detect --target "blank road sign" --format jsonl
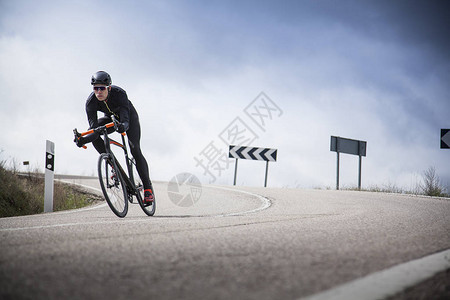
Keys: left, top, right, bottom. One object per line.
{"left": 330, "top": 136, "right": 366, "bottom": 156}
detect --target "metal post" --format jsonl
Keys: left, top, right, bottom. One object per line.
{"left": 264, "top": 161, "right": 269, "bottom": 187}
{"left": 336, "top": 152, "right": 340, "bottom": 190}
{"left": 358, "top": 155, "right": 362, "bottom": 190}
{"left": 233, "top": 158, "right": 238, "bottom": 186}
{"left": 44, "top": 140, "right": 55, "bottom": 212}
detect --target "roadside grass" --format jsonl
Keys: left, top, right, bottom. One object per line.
{"left": 0, "top": 161, "right": 102, "bottom": 218}
{"left": 341, "top": 183, "right": 412, "bottom": 194}
{"left": 317, "top": 184, "right": 449, "bottom": 198}
{"left": 321, "top": 167, "right": 449, "bottom": 198}
{"left": 340, "top": 183, "right": 449, "bottom": 198}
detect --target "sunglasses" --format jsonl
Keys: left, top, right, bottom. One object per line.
{"left": 93, "top": 86, "right": 108, "bottom": 91}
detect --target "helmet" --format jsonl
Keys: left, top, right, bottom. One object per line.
{"left": 91, "top": 71, "right": 112, "bottom": 86}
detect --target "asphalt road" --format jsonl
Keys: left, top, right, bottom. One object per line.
{"left": 1, "top": 179, "right": 449, "bottom": 300}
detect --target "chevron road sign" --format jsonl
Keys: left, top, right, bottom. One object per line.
{"left": 441, "top": 129, "right": 450, "bottom": 149}
{"left": 229, "top": 145, "right": 277, "bottom": 161}
{"left": 229, "top": 145, "right": 278, "bottom": 187}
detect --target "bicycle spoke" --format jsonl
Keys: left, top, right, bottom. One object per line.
{"left": 98, "top": 154, "right": 128, "bottom": 217}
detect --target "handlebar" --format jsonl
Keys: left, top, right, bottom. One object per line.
{"left": 73, "top": 116, "right": 123, "bottom": 149}
{"left": 79, "top": 122, "right": 116, "bottom": 137}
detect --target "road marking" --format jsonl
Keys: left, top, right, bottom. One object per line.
{"left": 299, "top": 248, "right": 450, "bottom": 300}
{"left": 59, "top": 181, "right": 272, "bottom": 217}
{"left": 0, "top": 184, "right": 271, "bottom": 232}
{"left": 209, "top": 185, "right": 272, "bottom": 217}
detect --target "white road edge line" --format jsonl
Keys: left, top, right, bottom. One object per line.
{"left": 0, "top": 183, "right": 271, "bottom": 232}
{"left": 299, "top": 248, "right": 450, "bottom": 300}
{"left": 60, "top": 181, "right": 272, "bottom": 217}
{"left": 208, "top": 185, "right": 272, "bottom": 217}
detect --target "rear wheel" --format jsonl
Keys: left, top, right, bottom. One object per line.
{"left": 132, "top": 158, "right": 156, "bottom": 216}
{"left": 98, "top": 154, "right": 128, "bottom": 217}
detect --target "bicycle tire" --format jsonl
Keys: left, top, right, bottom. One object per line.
{"left": 131, "top": 158, "right": 156, "bottom": 216}
{"left": 98, "top": 154, "right": 128, "bottom": 217}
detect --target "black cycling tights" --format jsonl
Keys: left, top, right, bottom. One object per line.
{"left": 92, "top": 116, "right": 152, "bottom": 190}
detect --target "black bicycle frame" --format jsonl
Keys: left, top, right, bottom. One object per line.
{"left": 101, "top": 128, "right": 137, "bottom": 195}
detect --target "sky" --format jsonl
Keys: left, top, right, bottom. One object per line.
{"left": 1, "top": 0, "right": 449, "bottom": 191}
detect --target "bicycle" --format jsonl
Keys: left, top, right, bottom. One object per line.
{"left": 73, "top": 116, "right": 156, "bottom": 217}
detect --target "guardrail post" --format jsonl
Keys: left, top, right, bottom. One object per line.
{"left": 44, "top": 140, "right": 55, "bottom": 213}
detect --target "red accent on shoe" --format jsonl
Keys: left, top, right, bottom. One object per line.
{"left": 144, "top": 189, "right": 154, "bottom": 203}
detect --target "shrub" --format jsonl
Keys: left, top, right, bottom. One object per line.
{"left": 421, "top": 166, "right": 445, "bottom": 197}
{"left": 0, "top": 160, "right": 101, "bottom": 217}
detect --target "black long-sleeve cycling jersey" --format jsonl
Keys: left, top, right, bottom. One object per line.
{"left": 84, "top": 85, "right": 152, "bottom": 190}
{"left": 86, "top": 85, "right": 136, "bottom": 129}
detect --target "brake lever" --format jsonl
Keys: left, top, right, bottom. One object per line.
{"left": 111, "top": 115, "right": 119, "bottom": 131}
{"left": 73, "top": 128, "right": 87, "bottom": 149}
{"left": 73, "top": 128, "right": 81, "bottom": 138}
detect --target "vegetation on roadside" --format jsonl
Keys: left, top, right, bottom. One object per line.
{"left": 0, "top": 158, "right": 102, "bottom": 218}
{"left": 420, "top": 166, "right": 446, "bottom": 197}
{"left": 342, "top": 166, "right": 449, "bottom": 198}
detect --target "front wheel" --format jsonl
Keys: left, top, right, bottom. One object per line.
{"left": 98, "top": 154, "right": 128, "bottom": 217}
{"left": 131, "top": 159, "right": 156, "bottom": 216}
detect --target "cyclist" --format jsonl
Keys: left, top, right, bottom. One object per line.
{"left": 75, "top": 71, "right": 154, "bottom": 204}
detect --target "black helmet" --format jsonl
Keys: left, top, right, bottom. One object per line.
{"left": 91, "top": 71, "right": 112, "bottom": 85}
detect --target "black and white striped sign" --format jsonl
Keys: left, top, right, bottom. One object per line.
{"left": 229, "top": 145, "right": 277, "bottom": 162}
{"left": 441, "top": 129, "right": 450, "bottom": 149}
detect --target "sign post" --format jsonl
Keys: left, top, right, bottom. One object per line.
{"left": 330, "top": 136, "right": 366, "bottom": 190}
{"left": 441, "top": 129, "right": 450, "bottom": 149}
{"left": 233, "top": 158, "right": 238, "bottom": 186}
{"left": 229, "top": 145, "right": 277, "bottom": 187}
{"left": 44, "top": 140, "right": 55, "bottom": 213}
{"left": 336, "top": 150, "right": 340, "bottom": 190}
{"left": 264, "top": 161, "right": 269, "bottom": 187}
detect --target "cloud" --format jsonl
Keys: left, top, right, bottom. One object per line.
{"left": 0, "top": 0, "right": 449, "bottom": 191}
